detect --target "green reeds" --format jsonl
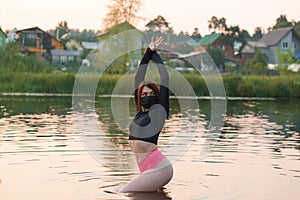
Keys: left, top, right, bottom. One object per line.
{"left": 0, "top": 72, "right": 299, "bottom": 98}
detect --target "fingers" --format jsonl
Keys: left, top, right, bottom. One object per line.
{"left": 157, "top": 36, "right": 163, "bottom": 42}
{"left": 148, "top": 37, "right": 155, "bottom": 51}
{"left": 156, "top": 36, "right": 163, "bottom": 47}
{"left": 149, "top": 36, "right": 163, "bottom": 51}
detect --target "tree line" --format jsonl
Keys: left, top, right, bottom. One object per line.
{"left": 2, "top": 0, "right": 300, "bottom": 75}
{"left": 42, "top": 0, "right": 300, "bottom": 52}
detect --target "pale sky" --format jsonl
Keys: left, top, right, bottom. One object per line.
{"left": 0, "top": 0, "right": 299, "bottom": 35}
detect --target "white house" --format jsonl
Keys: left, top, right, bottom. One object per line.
{"left": 242, "top": 27, "right": 300, "bottom": 64}
{"left": 6, "top": 28, "right": 17, "bottom": 43}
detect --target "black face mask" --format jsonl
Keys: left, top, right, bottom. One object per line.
{"left": 141, "top": 96, "right": 159, "bottom": 109}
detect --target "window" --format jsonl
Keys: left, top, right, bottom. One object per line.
{"left": 60, "top": 55, "right": 68, "bottom": 63}
{"left": 217, "top": 45, "right": 225, "bottom": 51}
{"left": 282, "top": 42, "right": 288, "bottom": 48}
{"left": 26, "top": 33, "right": 37, "bottom": 39}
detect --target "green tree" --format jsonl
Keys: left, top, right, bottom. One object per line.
{"left": 252, "top": 27, "right": 263, "bottom": 41}
{"left": 224, "top": 25, "right": 241, "bottom": 45}
{"left": 244, "top": 49, "right": 268, "bottom": 74}
{"left": 206, "top": 47, "right": 226, "bottom": 72}
{"left": 145, "top": 15, "right": 171, "bottom": 32}
{"left": 102, "top": 0, "right": 142, "bottom": 29}
{"left": 207, "top": 16, "right": 249, "bottom": 54}
{"left": 272, "top": 15, "right": 293, "bottom": 29}
{"left": 293, "top": 21, "right": 300, "bottom": 37}
{"left": 69, "top": 29, "right": 97, "bottom": 42}
{"left": 55, "top": 21, "right": 69, "bottom": 39}
{"left": 191, "top": 27, "right": 202, "bottom": 42}
{"left": 208, "top": 16, "right": 226, "bottom": 33}
{"left": 223, "top": 25, "right": 249, "bottom": 54}
{"left": 144, "top": 15, "right": 176, "bottom": 45}
{"left": 275, "top": 48, "right": 298, "bottom": 70}
{"left": 0, "top": 42, "right": 52, "bottom": 73}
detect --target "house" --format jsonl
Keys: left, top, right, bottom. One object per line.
{"left": 241, "top": 27, "right": 300, "bottom": 64}
{"left": 6, "top": 28, "right": 17, "bottom": 43}
{"left": 51, "top": 49, "right": 81, "bottom": 64}
{"left": 16, "top": 27, "right": 64, "bottom": 60}
{"left": 170, "top": 38, "right": 202, "bottom": 54}
{"left": 198, "top": 33, "right": 234, "bottom": 60}
{"left": 65, "top": 40, "right": 98, "bottom": 51}
{"left": 66, "top": 39, "right": 83, "bottom": 50}
{"left": 0, "top": 27, "right": 7, "bottom": 49}
{"left": 81, "top": 41, "right": 98, "bottom": 50}
{"left": 240, "top": 41, "right": 267, "bottom": 62}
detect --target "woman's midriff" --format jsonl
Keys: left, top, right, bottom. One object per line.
{"left": 128, "top": 140, "right": 157, "bottom": 163}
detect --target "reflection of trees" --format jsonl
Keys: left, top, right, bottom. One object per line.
{"left": 0, "top": 112, "right": 76, "bottom": 154}
{"left": 226, "top": 100, "right": 300, "bottom": 133}
{"left": 95, "top": 97, "right": 129, "bottom": 149}
{"left": 0, "top": 96, "right": 74, "bottom": 153}
{"left": 224, "top": 100, "right": 300, "bottom": 154}
{"left": 95, "top": 97, "right": 186, "bottom": 148}
{"left": 0, "top": 96, "right": 72, "bottom": 117}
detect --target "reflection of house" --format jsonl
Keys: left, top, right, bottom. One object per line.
{"left": 0, "top": 27, "right": 7, "bottom": 49}
{"left": 16, "top": 27, "right": 64, "bottom": 60}
{"left": 241, "top": 27, "right": 300, "bottom": 64}
{"left": 198, "top": 33, "right": 234, "bottom": 59}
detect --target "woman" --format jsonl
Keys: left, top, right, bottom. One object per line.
{"left": 119, "top": 37, "right": 173, "bottom": 192}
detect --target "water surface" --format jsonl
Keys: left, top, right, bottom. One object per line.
{"left": 0, "top": 95, "right": 299, "bottom": 200}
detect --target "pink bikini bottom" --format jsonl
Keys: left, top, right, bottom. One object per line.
{"left": 138, "top": 148, "right": 166, "bottom": 173}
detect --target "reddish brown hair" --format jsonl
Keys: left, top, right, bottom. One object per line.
{"left": 137, "top": 80, "right": 160, "bottom": 111}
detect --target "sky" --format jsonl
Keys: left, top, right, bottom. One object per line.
{"left": 0, "top": 0, "right": 299, "bottom": 35}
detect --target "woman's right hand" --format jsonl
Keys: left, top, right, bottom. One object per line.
{"left": 149, "top": 36, "right": 163, "bottom": 51}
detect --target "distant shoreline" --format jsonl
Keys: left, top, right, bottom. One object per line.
{"left": 0, "top": 92, "right": 280, "bottom": 101}
{"left": 0, "top": 73, "right": 299, "bottom": 98}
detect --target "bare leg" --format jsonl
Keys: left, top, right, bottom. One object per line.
{"left": 119, "top": 164, "right": 173, "bottom": 193}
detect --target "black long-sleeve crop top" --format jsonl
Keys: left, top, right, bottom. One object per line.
{"left": 128, "top": 48, "right": 169, "bottom": 145}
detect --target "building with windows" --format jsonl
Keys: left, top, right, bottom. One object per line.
{"left": 198, "top": 33, "right": 234, "bottom": 60}
{"left": 241, "top": 27, "right": 300, "bottom": 64}
{"left": 51, "top": 49, "right": 81, "bottom": 64}
{"left": 16, "top": 27, "right": 64, "bottom": 60}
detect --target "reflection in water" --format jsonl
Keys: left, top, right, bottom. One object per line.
{"left": 124, "top": 188, "right": 172, "bottom": 200}
{"left": 0, "top": 96, "right": 299, "bottom": 200}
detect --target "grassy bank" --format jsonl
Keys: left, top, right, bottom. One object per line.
{"left": 0, "top": 72, "right": 299, "bottom": 98}
{"left": 223, "top": 75, "right": 300, "bottom": 98}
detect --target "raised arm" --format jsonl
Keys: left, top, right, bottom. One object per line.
{"left": 134, "top": 36, "right": 164, "bottom": 89}
{"left": 134, "top": 48, "right": 154, "bottom": 91}
{"left": 151, "top": 51, "right": 170, "bottom": 118}
{"left": 134, "top": 37, "right": 164, "bottom": 103}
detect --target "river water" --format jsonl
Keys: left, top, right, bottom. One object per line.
{"left": 0, "top": 95, "right": 299, "bottom": 200}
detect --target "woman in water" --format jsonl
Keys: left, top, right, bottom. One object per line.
{"left": 120, "top": 36, "right": 173, "bottom": 192}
